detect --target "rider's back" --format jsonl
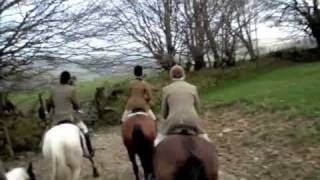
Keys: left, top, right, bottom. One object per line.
{"left": 126, "top": 80, "right": 151, "bottom": 111}
{"left": 163, "top": 80, "right": 200, "bottom": 121}
{"left": 161, "top": 80, "right": 201, "bottom": 134}
{"left": 50, "top": 84, "right": 78, "bottom": 123}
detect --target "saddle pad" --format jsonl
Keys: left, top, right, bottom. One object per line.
{"left": 127, "top": 112, "right": 149, "bottom": 118}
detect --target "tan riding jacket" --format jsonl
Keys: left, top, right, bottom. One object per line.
{"left": 160, "top": 80, "right": 204, "bottom": 134}
{"left": 48, "top": 84, "right": 80, "bottom": 124}
{"left": 125, "top": 79, "right": 152, "bottom": 111}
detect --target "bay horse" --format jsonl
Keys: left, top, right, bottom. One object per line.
{"left": 153, "top": 133, "right": 218, "bottom": 180}
{"left": 42, "top": 122, "right": 99, "bottom": 180}
{"left": 121, "top": 109, "right": 157, "bottom": 180}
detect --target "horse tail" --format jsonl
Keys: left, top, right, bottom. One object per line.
{"left": 132, "top": 124, "right": 147, "bottom": 152}
{"left": 174, "top": 150, "right": 208, "bottom": 180}
{"left": 43, "top": 135, "right": 68, "bottom": 180}
{"left": 132, "top": 124, "right": 154, "bottom": 172}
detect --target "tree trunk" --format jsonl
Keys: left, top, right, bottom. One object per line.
{"left": 248, "top": 45, "right": 257, "bottom": 61}
{"left": 194, "top": 56, "right": 205, "bottom": 71}
{"left": 310, "top": 22, "right": 320, "bottom": 48}
{"left": 3, "top": 126, "right": 14, "bottom": 157}
{"left": 310, "top": 1, "right": 320, "bottom": 48}
{"left": 0, "top": 92, "right": 15, "bottom": 157}
{"left": 164, "top": 0, "right": 175, "bottom": 59}
{"left": 191, "top": 46, "right": 205, "bottom": 71}
{"left": 0, "top": 92, "right": 4, "bottom": 118}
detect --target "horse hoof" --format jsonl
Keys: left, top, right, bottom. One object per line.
{"left": 93, "top": 168, "right": 100, "bottom": 178}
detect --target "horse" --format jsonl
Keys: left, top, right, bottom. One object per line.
{"left": 3, "top": 163, "right": 36, "bottom": 180}
{"left": 121, "top": 109, "right": 157, "bottom": 180}
{"left": 42, "top": 122, "right": 99, "bottom": 180}
{"left": 153, "top": 132, "right": 218, "bottom": 180}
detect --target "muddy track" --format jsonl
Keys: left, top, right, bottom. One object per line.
{"left": 5, "top": 103, "right": 319, "bottom": 180}
{"left": 5, "top": 125, "right": 235, "bottom": 180}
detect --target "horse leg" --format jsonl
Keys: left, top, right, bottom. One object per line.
{"left": 70, "top": 166, "right": 81, "bottom": 180}
{"left": 139, "top": 154, "right": 154, "bottom": 180}
{"left": 128, "top": 151, "right": 139, "bottom": 180}
{"left": 88, "top": 157, "right": 99, "bottom": 177}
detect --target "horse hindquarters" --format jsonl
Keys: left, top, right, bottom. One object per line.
{"left": 154, "top": 136, "right": 218, "bottom": 180}
{"left": 43, "top": 125, "right": 82, "bottom": 180}
{"left": 43, "top": 138, "right": 69, "bottom": 180}
{"left": 174, "top": 151, "right": 209, "bottom": 180}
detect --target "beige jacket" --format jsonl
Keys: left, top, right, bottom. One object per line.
{"left": 160, "top": 80, "right": 204, "bottom": 134}
{"left": 48, "top": 84, "right": 80, "bottom": 124}
{"left": 125, "top": 79, "right": 152, "bottom": 111}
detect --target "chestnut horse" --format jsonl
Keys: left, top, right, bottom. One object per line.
{"left": 121, "top": 110, "right": 157, "bottom": 180}
{"left": 153, "top": 134, "right": 218, "bottom": 180}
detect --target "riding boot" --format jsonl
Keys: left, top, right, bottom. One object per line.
{"left": 84, "top": 133, "right": 95, "bottom": 157}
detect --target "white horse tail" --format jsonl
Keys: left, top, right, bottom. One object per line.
{"left": 43, "top": 132, "right": 69, "bottom": 180}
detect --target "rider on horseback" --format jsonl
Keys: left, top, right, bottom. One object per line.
{"left": 47, "top": 71, "right": 94, "bottom": 158}
{"left": 154, "top": 65, "right": 211, "bottom": 146}
{"left": 121, "top": 65, "right": 156, "bottom": 122}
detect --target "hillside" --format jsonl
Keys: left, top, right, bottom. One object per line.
{"left": 3, "top": 59, "right": 320, "bottom": 179}
{"left": 202, "top": 62, "right": 320, "bottom": 116}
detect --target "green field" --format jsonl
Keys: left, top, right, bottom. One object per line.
{"left": 11, "top": 75, "right": 130, "bottom": 108}
{"left": 201, "top": 62, "right": 320, "bottom": 116}
{"left": 10, "top": 60, "right": 320, "bottom": 117}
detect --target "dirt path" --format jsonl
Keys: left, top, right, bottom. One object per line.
{"left": 5, "top": 103, "right": 319, "bottom": 180}
{"left": 6, "top": 126, "right": 236, "bottom": 180}
{"left": 6, "top": 126, "right": 137, "bottom": 180}
{"left": 202, "top": 103, "right": 320, "bottom": 180}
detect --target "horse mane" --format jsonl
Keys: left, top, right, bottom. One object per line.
{"left": 174, "top": 142, "right": 209, "bottom": 180}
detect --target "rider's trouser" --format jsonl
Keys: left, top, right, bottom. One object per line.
{"left": 121, "top": 109, "right": 156, "bottom": 122}
{"left": 154, "top": 133, "right": 211, "bottom": 147}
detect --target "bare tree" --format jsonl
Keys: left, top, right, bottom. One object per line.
{"left": 203, "top": 0, "right": 223, "bottom": 65}
{"left": 0, "top": 0, "right": 112, "bottom": 89}
{"left": 233, "top": 0, "right": 259, "bottom": 60}
{"left": 176, "top": 0, "right": 208, "bottom": 70}
{"left": 105, "top": 0, "right": 181, "bottom": 70}
{"left": 263, "top": 0, "right": 320, "bottom": 48}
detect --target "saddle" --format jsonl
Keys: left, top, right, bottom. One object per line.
{"left": 167, "top": 124, "right": 199, "bottom": 136}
